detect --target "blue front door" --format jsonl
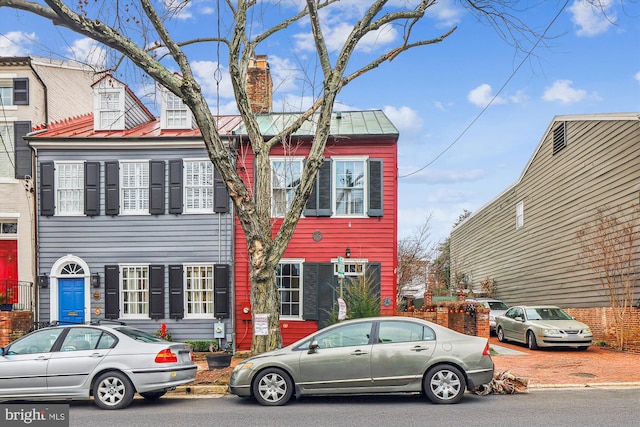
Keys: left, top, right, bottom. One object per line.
{"left": 58, "top": 278, "right": 85, "bottom": 325}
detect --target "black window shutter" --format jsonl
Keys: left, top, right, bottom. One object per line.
{"left": 104, "top": 265, "right": 120, "bottom": 319}
{"left": 304, "top": 159, "right": 332, "bottom": 217}
{"left": 213, "top": 168, "right": 229, "bottom": 213}
{"left": 168, "top": 265, "right": 184, "bottom": 319}
{"left": 39, "top": 161, "right": 55, "bottom": 216}
{"left": 367, "top": 159, "right": 383, "bottom": 217}
{"left": 214, "top": 264, "right": 230, "bottom": 318}
{"left": 168, "top": 160, "right": 183, "bottom": 214}
{"left": 149, "top": 160, "right": 165, "bottom": 215}
{"left": 149, "top": 265, "right": 165, "bottom": 319}
{"left": 14, "top": 121, "right": 32, "bottom": 179}
{"left": 368, "top": 262, "right": 381, "bottom": 299}
{"left": 13, "top": 78, "right": 29, "bottom": 105}
{"left": 317, "top": 263, "right": 338, "bottom": 328}
{"left": 302, "top": 263, "right": 319, "bottom": 320}
{"left": 84, "top": 162, "right": 100, "bottom": 216}
{"left": 105, "top": 161, "right": 119, "bottom": 215}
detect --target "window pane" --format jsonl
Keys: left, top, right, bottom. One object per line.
{"left": 271, "top": 160, "right": 302, "bottom": 217}
{"left": 185, "top": 161, "right": 213, "bottom": 212}
{"left": 335, "top": 161, "right": 365, "bottom": 215}
{"left": 122, "top": 266, "right": 149, "bottom": 317}
{"left": 277, "top": 262, "right": 301, "bottom": 318}
{"left": 186, "top": 265, "right": 214, "bottom": 317}
{"left": 57, "top": 163, "right": 84, "bottom": 214}
{"left": 121, "top": 162, "right": 149, "bottom": 213}
{"left": 0, "top": 86, "right": 12, "bottom": 106}
{"left": 0, "top": 124, "right": 14, "bottom": 178}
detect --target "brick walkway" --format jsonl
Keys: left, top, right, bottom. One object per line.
{"left": 490, "top": 337, "right": 640, "bottom": 387}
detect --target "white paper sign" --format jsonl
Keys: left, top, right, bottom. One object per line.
{"left": 254, "top": 314, "right": 270, "bottom": 336}
{"left": 337, "top": 298, "right": 347, "bottom": 320}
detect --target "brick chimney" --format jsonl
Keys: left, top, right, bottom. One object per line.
{"left": 246, "top": 55, "right": 273, "bottom": 114}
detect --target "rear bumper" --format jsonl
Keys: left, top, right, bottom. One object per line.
{"left": 129, "top": 365, "right": 197, "bottom": 393}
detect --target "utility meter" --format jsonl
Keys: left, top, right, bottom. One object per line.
{"left": 214, "top": 322, "right": 225, "bottom": 339}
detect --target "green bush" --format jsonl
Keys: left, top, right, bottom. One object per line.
{"left": 184, "top": 340, "right": 218, "bottom": 352}
{"left": 325, "top": 268, "right": 380, "bottom": 326}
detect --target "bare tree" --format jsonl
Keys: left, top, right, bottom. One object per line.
{"left": 397, "top": 215, "right": 433, "bottom": 303}
{"left": 576, "top": 205, "right": 638, "bottom": 350}
{"left": 1, "top": 0, "right": 544, "bottom": 353}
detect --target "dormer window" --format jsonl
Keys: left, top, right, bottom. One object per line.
{"left": 99, "top": 91, "right": 122, "bottom": 129}
{"left": 161, "top": 90, "right": 193, "bottom": 130}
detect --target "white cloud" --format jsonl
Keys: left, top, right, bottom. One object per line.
{"left": 0, "top": 31, "right": 37, "bottom": 56}
{"left": 191, "top": 60, "right": 235, "bottom": 100}
{"left": 542, "top": 79, "right": 587, "bottom": 104}
{"left": 162, "top": 0, "right": 193, "bottom": 20}
{"left": 66, "top": 38, "right": 106, "bottom": 68}
{"left": 568, "top": 0, "right": 615, "bottom": 37}
{"left": 383, "top": 106, "right": 423, "bottom": 136}
{"left": 427, "top": 0, "right": 463, "bottom": 27}
{"left": 509, "top": 89, "right": 530, "bottom": 104}
{"left": 268, "top": 55, "right": 303, "bottom": 94}
{"left": 635, "top": 71, "right": 640, "bottom": 82}
{"left": 467, "top": 84, "right": 506, "bottom": 107}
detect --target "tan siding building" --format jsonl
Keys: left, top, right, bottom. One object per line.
{"left": 450, "top": 113, "right": 639, "bottom": 308}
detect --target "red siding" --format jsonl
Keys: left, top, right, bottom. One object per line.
{"left": 233, "top": 138, "right": 398, "bottom": 350}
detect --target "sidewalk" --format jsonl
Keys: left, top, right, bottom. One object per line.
{"left": 168, "top": 338, "right": 640, "bottom": 397}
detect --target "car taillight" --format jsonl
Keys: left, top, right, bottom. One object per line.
{"left": 155, "top": 348, "right": 178, "bottom": 363}
{"left": 483, "top": 341, "right": 491, "bottom": 357}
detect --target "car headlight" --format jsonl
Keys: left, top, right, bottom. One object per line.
{"left": 583, "top": 327, "right": 592, "bottom": 335}
{"left": 233, "top": 362, "right": 253, "bottom": 372}
{"left": 542, "top": 329, "right": 562, "bottom": 336}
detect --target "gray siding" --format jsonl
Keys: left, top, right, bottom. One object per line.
{"left": 36, "top": 147, "right": 234, "bottom": 342}
{"left": 450, "top": 115, "right": 640, "bottom": 308}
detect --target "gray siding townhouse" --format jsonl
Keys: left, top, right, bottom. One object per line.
{"left": 0, "top": 56, "right": 94, "bottom": 315}
{"left": 450, "top": 113, "right": 639, "bottom": 308}
{"left": 28, "top": 74, "right": 240, "bottom": 343}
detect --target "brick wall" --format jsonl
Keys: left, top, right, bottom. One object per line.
{"left": 565, "top": 306, "right": 640, "bottom": 354}
{"left": 398, "top": 305, "right": 490, "bottom": 339}
{"left": 246, "top": 55, "right": 272, "bottom": 113}
{"left": 0, "top": 311, "right": 33, "bottom": 347}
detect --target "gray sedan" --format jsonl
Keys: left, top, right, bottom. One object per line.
{"left": 230, "top": 316, "right": 494, "bottom": 406}
{"left": 496, "top": 305, "right": 593, "bottom": 350}
{"left": 0, "top": 323, "right": 197, "bottom": 409}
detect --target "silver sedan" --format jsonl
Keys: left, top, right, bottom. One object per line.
{"left": 496, "top": 305, "right": 593, "bottom": 350}
{"left": 0, "top": 323, "right": 197, "bottom": 409}
{"left": 230, "top": 316, "right": 494, "bottom": 406}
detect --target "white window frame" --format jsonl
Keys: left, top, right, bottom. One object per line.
{"left": 0, "top": 85, "right": 12, "bottom": 107}
{"left": 184, "top": 159, "right": 214, "bottom": 213}
{"left": 184, "top": 264, "right": 215, "bottom": 319}
{"left": 55, "top": 161, "right": 84, "bottom": 216}
{"left": 96, "top": 89, "right": 124, "bottom": 130}
{"left": 277, "top": 259, "right": 304, "bottom": 320}
{"left": 270, "top": 156, "right": 303, "bottom": 218}
{"left": 331, "top": 258, "right": 368, "bottom": 277}
{"left": 120, "top": 264, "right": 149, "bottom": 319}
{"left": 332, "top": 156, "right": 368, "bottom": 217}
{"left": 120, "top": 160, "right": 149, "bottom": 215}
{"left": 162, "top": 91, "right": 190, "bottom": 129}
{"left": 516, "top": 201, "right": 524, "bottom": 229}
{"left": 0, "top": 122, "right": 14, "bottom": 180}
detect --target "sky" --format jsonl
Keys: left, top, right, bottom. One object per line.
{"left": 1, "top": 0, "right": 639, "bottom": 247}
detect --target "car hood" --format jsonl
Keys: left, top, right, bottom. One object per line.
{"left": 529, "top": 320, "right": 589, "bottom": 330}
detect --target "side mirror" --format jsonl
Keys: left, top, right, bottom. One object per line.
{"left": 307, "top": 340, "right": 319, "bottom": 354}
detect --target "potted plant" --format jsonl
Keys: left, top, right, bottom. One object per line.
{"left": 205, "top": 341, "right": 232, "bottom": 370}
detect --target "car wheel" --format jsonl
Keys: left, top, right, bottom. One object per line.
{"left": 252, "top": 368, "right": 293, "bottom": 406}
{"left": 140, "top": 391, "right": 167, "bottom": 400}
{"left": 497, "top": 327, "right": 506, "bottom": 342}
{"left": 526, "top": 331, "right": 539, "bottom": 350}
{"left": 424, "top": 364, "right": 466, "bottom": 404}
{"left": 93, "top": 371, "right": 135, "bottom": 410}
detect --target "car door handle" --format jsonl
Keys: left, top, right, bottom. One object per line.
{"left": 410, "top": 346, "right": 429, "bottom": 352}
{"left": 90, "top": 353, "right": 105, "bottom": 358}
{"left": 36, "top": 356, "right": 49, "bottom": 361}
{"left": 350, "top": 350, "right": 369, "bottom": 356}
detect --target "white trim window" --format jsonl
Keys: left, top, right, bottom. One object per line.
{"left": 334, "top": 158, "right": 366, "bottom": 216}
{"left": 185, "top": 160, "right": 213, "bottom": 213}
{"left": 121, "top": 161, "right": 149, "bottom": 214}
{"left": 516, "top": 201, "right": 524, "bottom": 229}
{"left": 185, "top": 265, "right": 215, "bottom": 318}
{"left": 277, "top": 260, "right": 302, "bottom": 318}
{"left": 333, "top": 259, "right": 367, "bottom": 277}
{"left": 0, "top": 85, "right": 12, "bottom": 107}
{"left": 271, "top": 157, "right": 303, "bottom": 217}
{"left": 165, "top": 92, "right": 189, "bottom": 128}
{"left": 56, "top": 162, "right": 84, "bottom": 215}
{"left": 99, "top": 91, "right": 122, "bottom": 129}
{"left": 0, "top": 123, "right": 13, "bottom": 179}
{"left": 121, "top": 265, "right": 149, "bottom": 318}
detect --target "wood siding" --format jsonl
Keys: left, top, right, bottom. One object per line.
{"left": 233, "top": 138, "right": 398, "bottom": 350}
{"left": 36, "top": 147, "right": 234, "bottom": 341}
{"left": 450, "top": 115, "right": 640, "bottom": 308}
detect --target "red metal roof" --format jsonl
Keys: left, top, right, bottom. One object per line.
{"left": 31, "top": 114, "right": 243, "bottom": 139}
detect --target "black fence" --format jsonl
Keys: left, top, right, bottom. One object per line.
{"left": 0, "top": 279, "right": 34, "bottom": 311}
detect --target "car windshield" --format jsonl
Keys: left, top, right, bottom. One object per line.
{"left": 488, "top": 301, "right": 509, "bottom": 310}
{"left": 113, "top": 326, "right": 165, "bottom": 343}
{"left": 526, "top": 308, "right": 573, "bottom": 321}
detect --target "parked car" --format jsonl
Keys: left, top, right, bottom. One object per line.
{"left": 467, "top": 298, "right": 509, "bottom": 333}
{"left": 229, "top": 316, "right": 494, "bottom": 406}
{"left": 495, "top": 305, "right": 593, "bottom": 350}
{"left": 0, "top": 322, "right": 197, "bottom": 409}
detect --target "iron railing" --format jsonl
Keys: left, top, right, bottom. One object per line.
{"left": 0, "top": 279, "right": 34, "bottom": 312}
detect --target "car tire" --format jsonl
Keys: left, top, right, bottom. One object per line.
{"left": 252, "top": 368, "right": 293, "bottom": 406}
{"left": 140, "top": 391, "right": 167, "bottom": 400}
{"left": 497, "top": 327, "right": 506, "bottom": 343}
{"left": 526, "top": 331, "right": 539, "bottom": 350}
{"left": 423, "top": 364, "right": 466, "bottom": 404}
{"left": 93, "top": 371, "right": 135, "bottom": 410}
